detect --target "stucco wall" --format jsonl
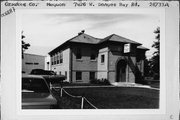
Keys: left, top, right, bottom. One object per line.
{"left": 51, "top": 48, "right": 70, "bottom": 82}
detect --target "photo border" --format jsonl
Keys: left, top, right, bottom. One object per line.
{"left": 17, "top": 8, "right": 165, "bottom": 115}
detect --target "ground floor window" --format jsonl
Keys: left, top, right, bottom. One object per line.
{"left": 65, "top": 71, "right": 67, "bottom": 78}
{"left": 90, "top": 72, "right": 95, "bottom": 80}
{"left": 76, "top": 72, "right": 82, "bottom": 81}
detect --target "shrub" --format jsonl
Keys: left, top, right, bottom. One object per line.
{"left": 90, "top": 78, "right": 110, "bottom": 85}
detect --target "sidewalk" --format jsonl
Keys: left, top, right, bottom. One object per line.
{"left": 52, "top": 82, "right": 159, "bottom": 90}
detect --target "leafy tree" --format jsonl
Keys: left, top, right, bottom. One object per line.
{"left": 144, "top": 58, "right": 151, "bottom": 77}
{"left": 22, "top": 31, "right": 30, "bottom": 59}
{"left": 150, "top": 27, "right": 160, "bottom": 80}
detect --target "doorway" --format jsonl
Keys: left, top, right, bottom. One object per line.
{"left": 116, "top": 59, "right": 127, "bottom": 82}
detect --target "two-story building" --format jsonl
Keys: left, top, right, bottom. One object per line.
{"left": 48, "top": 31, "right": 149, "bottom": 83}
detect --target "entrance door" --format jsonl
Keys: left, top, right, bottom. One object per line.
{"left": 116, "top": 59, "right": 127, "bottom": 82}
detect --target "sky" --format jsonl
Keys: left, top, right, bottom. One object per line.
{"left": 22, "top": 13, "right": 160, "bottom": 59}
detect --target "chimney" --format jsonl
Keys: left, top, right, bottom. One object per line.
{"left": 81, "top": 30, "right": 85, "bottom": 33}
{"left": 78, "top": 30, "right": 85, "bottom": 35}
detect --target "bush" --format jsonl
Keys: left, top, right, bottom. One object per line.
{"left": 90, "top": 78, "right": 110, "bottom": 85}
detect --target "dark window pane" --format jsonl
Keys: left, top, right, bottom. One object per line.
{"left": 90, "top": 54, "right": 96, "bottom": 60}
{"left": 60, "top": 52, "right": 63, "bottom": 63}
{"left": 90, "top": 72, "right": 95, "bottom": 80}
{"left": 34, "top": 63, "right": 39, "bottom": 65}
{"left": 25, "top": 62, "right": 33, "bottom": 65}
{"left": 76, "top": 72, "right": 82, "bottom": 80}
{"left": 101, "top": 55, "right": 105, "bottom": 63}
{"left": 76, "top": 48, "right": 82, "bottom": 59}
{"left": 65, "top": 71, "right": 67, "bottom": 77}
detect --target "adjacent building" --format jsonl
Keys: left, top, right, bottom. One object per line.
{"left": 48, "top": 31, "right": 149, "bottom": 83}
{"left": 22, "top": 53, "right": 45, "bottom": 74}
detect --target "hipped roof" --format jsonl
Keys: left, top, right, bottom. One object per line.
{"left": 137, "top": 46, "right": 149, "bottom": 50}
{"left": 100, "top": 34, "right": 141, "bottom": 45}
{"left": 49, "top": 33, "right": 145, "bottom": 55}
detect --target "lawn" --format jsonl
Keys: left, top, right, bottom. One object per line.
{"left": 52, "top": 87, "right": 159, "bottom": 109}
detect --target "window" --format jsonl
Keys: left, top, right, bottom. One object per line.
{"left": 76, "top": 48, "right": 82, "bottom": 59}
{"left": 65, "top": 71, "right": 67, "bottom": 78}
{"left": 90, "top": 72, "right": 95, "bottom": 80}
{"left": 60, "top": 52, "right": 63, "bottom": 63}
{"left": 90, "top": 53, "right": 96, "bottom": 60}
{"left": 101, "top": 54, "right": 105, "bottom": 63}
{"left": 57, "top": 53, "right": 60, "bottom": 64}
{"left": 54, "top": 54, "right": 57, "bottom": 65}
{"left": 34, "top": 63, "right": 39, "bottom": 65}
{"left": 25, "top": 62, "right": 33, "bottom": 65}
{"left": 59, "top": 71, "right": 61, "bottom": 75}
{"left": 76, "top": 72, "right": 82, "bottom": 81}
{"left": 90, "top": 49, "right": 96, "bottom": 60}
{"left": 51, "top": 56, "right": 54, "bottom": 65}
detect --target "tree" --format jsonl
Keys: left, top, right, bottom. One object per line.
{"left": 22, "top": 31, "right": 30, "bottom": 59}
{"left": 144, "top": 58, "right": 151, "bottom": 77}
{"left": 150, "top": 27, "right": 160, "bottom": 80}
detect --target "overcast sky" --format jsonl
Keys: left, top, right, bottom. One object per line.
{"left": 22, "top": 14, "right": 160, "bottom": 59}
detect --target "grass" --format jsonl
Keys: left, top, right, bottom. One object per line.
{"left": 52, "top": 87, "right": 159, "bottom": 109}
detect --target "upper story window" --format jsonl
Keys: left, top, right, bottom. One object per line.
{"left": 51, "top": 56, "right": 54, "bottom": 65}
{"left": 90, "top": 48, "right": 97, "bottom": 60}
{"left": 60, "top": 52, "right": 63, "bottom": 63}
{"left": 101, "top": 54, "right": 105, "bottom": 63}
{"left": 90, "top": 54, "right": 96, "bottom": 60}
{"left": 76, "top": 48, "right": 82, "bottom": 60}
{"left": 54, "top": 54, "right": 57, "bottom": 65}
{"left": 57, "top": 53, "right": 60, "bottom": 64}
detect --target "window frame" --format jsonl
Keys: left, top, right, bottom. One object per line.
{"left": 60, "top": 51, "right": 63, "bottom": 63}
{"left": 90, "top": 53, "right": 96, "bottom": 61}
{"left": 57, "top": 52, "right": 60, "bottom": 64}
{"left": 54, "top": 54, "right": 57, "bottom": 65}
{"left": 76, "top": 48, "right": 82, "bottom": 60}
{"left": 90, "top": 72, "right": 95, "bottom": 80}
{"left": 101, "top": 54, "right": 105, "bottom": 63}
{"left": 76, "top": 72, "right": 82, "bottom": 81}
{"left": 51, "top": 56, "right": 54, "bottom": 65}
